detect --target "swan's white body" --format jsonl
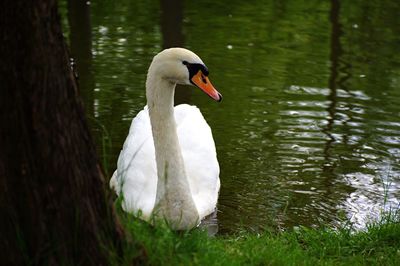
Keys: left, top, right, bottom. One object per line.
{"left": 110, "top": 105, "right": 220, "bottom": 220}
{"left": 110, "top": 48, "right": 221, "bottom": 229}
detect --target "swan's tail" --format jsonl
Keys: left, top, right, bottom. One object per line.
{"left": 109, "top": 170, "right": 120, "bottom": 195}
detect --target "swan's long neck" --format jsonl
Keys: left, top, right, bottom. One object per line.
{"left": 146, "top": 70, "right": 199, "bottom": 229}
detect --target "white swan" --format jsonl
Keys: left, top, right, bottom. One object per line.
{"left": 110, "top": 48, "right": 222, "bottom": 229}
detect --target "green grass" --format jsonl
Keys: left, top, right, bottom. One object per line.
{"left": 109, "top": 208, "right": 400, "bottom": 266}
{"left": 104, "top": 139, "right": 400, "bottom": 265}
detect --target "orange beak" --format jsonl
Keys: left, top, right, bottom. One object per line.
{"left": 191, "top": 71, "right": 222, "bottom": 102}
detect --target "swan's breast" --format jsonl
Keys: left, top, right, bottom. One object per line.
{"left": 174, "top": 104, "right": 220, "bottom": 218}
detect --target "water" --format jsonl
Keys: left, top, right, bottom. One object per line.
{"left": 63, "top": 0, "right": 400, "bottom": 233}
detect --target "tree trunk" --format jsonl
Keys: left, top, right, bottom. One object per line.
{"left": 0, "top": 0, "right": 122, "bottom": 264}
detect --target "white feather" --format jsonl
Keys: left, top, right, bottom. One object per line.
{"left": 110, "top": 48, "right": 221, "bottom": 229}
{"left": 110, "top": 104, "right": 219, "bottom": 219}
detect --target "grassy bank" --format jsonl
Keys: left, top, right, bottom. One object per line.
{"left": 110, "top": 209, "right": 400, "bottom": 265}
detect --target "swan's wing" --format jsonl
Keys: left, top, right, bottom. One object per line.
{"left": 110, "top": 106, "right": 157, "bottom": 219}
{"left": 111, "top": 104, "right": 220, "bottom": 220}
{"left": 174, "top": 104, "right": 221, "bottom": 219}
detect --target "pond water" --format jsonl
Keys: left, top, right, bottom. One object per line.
{"left": 63, "top": 0, "right": 400, "bottom": 233}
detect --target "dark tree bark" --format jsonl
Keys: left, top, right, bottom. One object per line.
{"left": 0, "top": 0, "right": 122, "bottom": 264}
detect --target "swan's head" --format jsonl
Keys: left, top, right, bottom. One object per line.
{"left": 148, "top": 48, "right": 222, "bottom": 101}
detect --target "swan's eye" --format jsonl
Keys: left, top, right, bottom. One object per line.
{"left": 182, "top": 60, "right": 189, "bottom": 65}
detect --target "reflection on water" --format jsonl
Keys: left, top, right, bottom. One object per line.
{"left": 65, "top": 0, "right": 400, "bottom": 233}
